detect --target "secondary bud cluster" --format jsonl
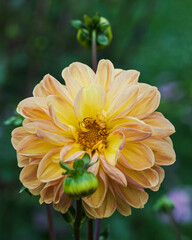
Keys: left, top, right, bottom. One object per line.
{"left": 71, "top": 13, "right": 112, "bottom": 50}
{"left": 60, "top": 154, "right": 98, "bottom": 199}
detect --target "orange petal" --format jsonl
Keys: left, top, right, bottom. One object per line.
{"left": 88, "top": 152, "right": 100, "bottom": 176}
{"left": 83, "top": 188, "right": 116, "bottom": 219}
{"left": 11, "top": 127, "right": 30, "bottom": 149}
{"left": 106, "top": 85, "right": 139, "bottom": 120}
{"left": 115, "top": 192, "right": 132, "bottom": 216}
{"left": 47, "top": 95, "right": 78, "bottom": 128}
{"left": 119, "top": 143, "right": 154, "bottom": 170}
{"left": 37, "top": 148, "right": 63, "bottom": 182}
{"left": 20, "top": 164, "right": 41, "bottom": 189}
{"left": 40, "top": 180, "right": 61, "bottom": 204}
{"left": 129, "top": 83, "right": 160, "bottom": 118}
{"left": 83, "top": 169, "right": 108, "bottom": 208}
{"left": 142, "top": 137, "right": 176, "bottom": 165}
{"left": 143, "top": 112, "right": 175, "bottom": 138}
{"left": 36, "top": 129, "right": 73, "bottom": 146}
{"left": 101, "top": 156, "right": 127, "bottom": 187}
{"left": 53, "top": 192, "right": 73, "bottom": 214}
{"left": 151, "top": 165, "right": 165, "bottom": 191}
{"left": 17, "top": 153, "right": 30, "bottom": 167}
{"left": 114, "top": 183, "right": 148, "bottom": 208}
{"left": 17, "top": 97, "right": 49, "bottom": 120}
{"left": 119, "top": 164, "right": 159, "bottom": 188}
{"left": 17, "top": 135, "right": 55, "bottom": 156}
{"left": 95, "top": 59, "right": 114, "bottom": 91}
{"left": 74, "top": 84, "right": 106, "bottom": 122}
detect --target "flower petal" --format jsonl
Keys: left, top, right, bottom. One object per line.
{"left": 47, "top": 95, "right": 78, "bottom": 128}
{"left": 60, "top": 143, "right": 86, "bottom": 163}
{"left": 17, "top": 135, "right": 55, "bottom": 156}
{"left": 101, "top": 156, "right": 127, "bottom": 187}
{"left": 151, "top": 165, "right": 165, "bottom": 191}
{"left": 17, "top": 153, "right": 30, "bottom": 167}
{"left": 74, "top": 84, "right": 106, "bottom": 121}
{"left": 83, "top": 168, "right": 108, "bottom": 208}
{"left": 11, "top": 127, "right": 30, "bottom": 149}
{"left": 129, "top": 83, "right": 160, "bottom": 118}
{"left": 120, "top": 143, "right": 154, "bottom": 170}
{"left": 20, "top": 164, "right": 41, "bottom": 189}
{"left": 115, "top": 191, "right": 132, "bottom": 216}
{"left": 95, "top": 59, "right": 114, "bottom": 91}
{"left": 143, "top": 112, "right": 175, "bottom": 138}
{"left": 103, "top": 132, "right": 124, "bottom": 166}
{"left": 53, "top": 191, "right": 73, "bottom": 214}
{"left": 106, "top": 85, "right": 139, "bottom": 120}
{"left": 142, "top": 137, "right": 176, "bottom": 165}
{"left": 37, "top": 148, "right": 63, "bottom": 182}
{"left": 114, "top": 183, "right": 148, "bottom": 208}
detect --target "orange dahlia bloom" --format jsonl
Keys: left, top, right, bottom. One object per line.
{"left": 11, "top": 60, "right": 175, "bottom": 218}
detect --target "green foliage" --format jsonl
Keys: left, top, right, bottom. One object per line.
{"left": 154, "top": 196, "right": 175, "bottom": 214}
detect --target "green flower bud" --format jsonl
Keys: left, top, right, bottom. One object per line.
{"left": 154, "top": 196, "right": 175, "bottom": 214}
{"left": 63, "top": 172, "right": 98, "bottom": 199}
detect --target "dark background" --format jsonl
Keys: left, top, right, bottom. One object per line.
{"left": 0, "top": 0, "right": 192, "bottom": 239}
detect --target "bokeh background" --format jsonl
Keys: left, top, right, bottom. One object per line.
{"left": 0, "top": 0, "right": 192, "bottom": 239}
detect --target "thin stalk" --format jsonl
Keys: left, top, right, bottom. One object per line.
{"left": 73, "top": 200, "right": 82, "bottom": 240}
{"left": 169, "top": 212, "right": 182, "bottom": 240}
{"left": 87, "top": 219, "right": 93, "bottom": 240}
{"left": 94, "top": 219, "right": 102, "bottom": 240}
{"left": 46, "top": 204, "right": 56, "bottom": 240}
{"left": 92, "top": 29, "right": 97, "bottom": 72}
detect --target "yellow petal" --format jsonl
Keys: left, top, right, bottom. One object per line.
{"left": 83, "top": 169, "right": 108, "bottom": 208}
{"left": 60, "top": 143, "right": 86, "bottom": 163}
{"left": 17, "top": 135, "right": 55, "bottom": 156}
{"left": 114, "top": 183, "right": 148, "bottom": 208}
{"left": 129, "top": 83, "right": 160, "bottom": 118}
{"left": 83, "top": 188, "right": 116, "bottom": 219}
{"left": 108, "top": 116, "right": 145, "bottom": 130}
{"left": 74, "top": 84, "right": 106, "bottom": 121}
{"left": 62, "top": 62, "right": 95, "bottom": 99}
{"left": 37, "top": 148, "right": 63, "bottom": 182}
{"left": 40, "top": 180, "right": 61, "bottom": 204}
{"left": 101, "top": 156, "right": 127, "bottom": 187}
{"left": 114, "top": 68, "right": 123, "bottom": 78}
{"left": 88, "top": 153, "right": 100, "bottom": 175}
{"left": 17, "top": 97, "right": 49, "bottom": 120}
{"left": 119, "top": 143, "right": 154, "bottom": 170}
{"left": 30, "top": 183, "right": 45, "bottom": 196}
{"left": 36, "top": 129, "right": 73, "bottom": 146}
{"left": 47, "top": 95, "right": 78, "bottom": 128}
{"left": 119, "top": 165, "right": 159, "bottom": 188}
{"left": 106, "top": 70, "right": 139, "bottom": 108}
{"left": 106, "top": 85, "right": 139, "bottom": 120}
{"left": 53, "top": 192, "right": 73, "bottom": 214}
{"left": 17, "top": 153, "right": 30, "bottom": 167}
{"left": 95, "top": 59, "right": 114, "bottom": 91}
{"left": 104, "top": 132, "right": 124, "bottom": 166}
{"left": 143, "top": 112, "right": 175, "bottom": 138}
{"left": 20, "top": 164, "right": 41, "bottom": 189}
{"left": 142, "top": 137, "right": 176, "bottom": 165}
{"left": 11, "top": 127, "right": 30, "bottom": 149}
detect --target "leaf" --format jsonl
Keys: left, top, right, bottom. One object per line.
{"left": 61, "top": 205, "right": 75, "bottom": 226}
{"left": 97, "top": 34, "right": 109, "bottom": 46}
{"left": 19, "top": 186, "right": 32, "bottom": 196}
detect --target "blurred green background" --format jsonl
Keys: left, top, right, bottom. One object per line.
{"left": 0, "top": 0, "right": 192, "bottom": 239}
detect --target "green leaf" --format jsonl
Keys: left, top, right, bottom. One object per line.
{"left": 97, "top": 34, "right": 109, "bottom": 46}
{"left": 71, "top": 20, "right": 84, "bottom": 29}
{"left": 19, "top": 186, "right": 32, "bottom": 196}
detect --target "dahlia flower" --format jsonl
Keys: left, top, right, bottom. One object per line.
{"left": 11, "top": 59, "right": 175, "bottom": 218}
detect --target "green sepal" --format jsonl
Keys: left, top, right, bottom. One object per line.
{"left": 73, "top": 159, "right": 84, "bottom": 173}
{"left": 19, "top": 186, "right": 32, "bottom": 196}
{"left": 82, "top": 153, "right": 91, "bottom": 165}
{"left": 61, "top": 205, "right": 75, "bottom": 226}
{"left": 60, "top": 161, "right": 76, "bottom": 175}
{"left": 83, "top": 15, "right": 93, "bottom": 28}
{"left": 92, "top": 13, "right": 100, "bottom": 25}
{"left": 97, "top": 34, "right": 109, "bottom": 46}
{"left": 71, "top": 20, "right": 84, "bottom": 29}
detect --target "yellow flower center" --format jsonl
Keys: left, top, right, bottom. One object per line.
{"left": 78, "top": 117, "right": 109, "bottom": 150}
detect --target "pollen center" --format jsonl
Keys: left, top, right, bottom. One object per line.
{"left": 78, "top": 118, "right": 109, "bottom": 149}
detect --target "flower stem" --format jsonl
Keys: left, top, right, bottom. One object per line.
{"left": 94, "top": 219, "right": 102, "bottom": 240}
{"left": 92, "top": 29, "right": 97, "bottom": 72}
{"left": 46, "top": 204, "right": 56, "bottom": 240}
{"left": 169, "top": 212, "right": 182, "bottom": 240}
{"left": 74, "top": 200, "right": 82, "bottom": 240}
{"left": 87, "top": 219, "right": 93, "bottom": 240}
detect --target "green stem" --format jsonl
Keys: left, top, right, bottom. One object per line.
{"left": 73, "top": 200, "right": 82, "bottom": 240}
{"left": 169, "top": 212, "right": 182, "bottom": 240}
{"left": 92, "top": 29, "right": 97, "bottom": 72}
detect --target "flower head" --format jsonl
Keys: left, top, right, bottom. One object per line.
{"left": 11, "top": 59, "right": 176, "bottom": 218}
